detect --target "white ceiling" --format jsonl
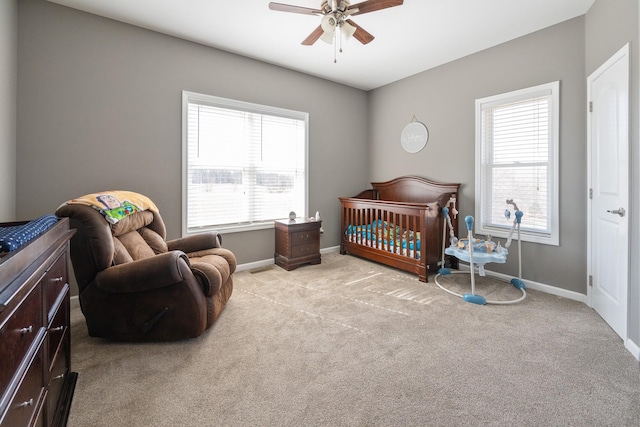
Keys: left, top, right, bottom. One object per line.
{"left": 46, "top": 0, "right": 596, "bottom": 91}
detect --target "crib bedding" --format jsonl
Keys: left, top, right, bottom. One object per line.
{"left": 345, "top": 219, "right": 421, "bottom": 257}
{"left": 339, "top": 176, "right": 460, "bottom": 283}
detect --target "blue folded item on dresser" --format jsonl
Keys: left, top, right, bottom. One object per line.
{"left": 0, "top": 214, "right": 59, "bottom": 252}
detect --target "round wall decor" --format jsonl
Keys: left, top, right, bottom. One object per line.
{"left": 401, "top": 121, "right": 429, "bottom": 153}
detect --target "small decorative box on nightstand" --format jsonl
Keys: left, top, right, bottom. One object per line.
{"left": 274, "top": 218, "right": 321, "bottom": 271}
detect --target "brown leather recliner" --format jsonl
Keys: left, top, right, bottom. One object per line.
{"left": 56, "top": 192, "right": 235, "bottom": 341}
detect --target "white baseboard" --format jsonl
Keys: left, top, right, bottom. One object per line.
{"left": 236, "top": 246, "right": 341, "bottom": 272}
{"left": 455, "top": 262, "right": 587, "bottom": 303}
{"left": 626, "top": 339, "right": 640, "bottom": 361}
{"left": 235, "top": 258, "right": 275, "bottom": 272}
{"left": 321, "top": 245, "right": 341, "bottom": 254}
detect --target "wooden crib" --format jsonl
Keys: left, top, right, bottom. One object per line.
{"left": 339, "top": 176, "right": 460, "bottom": 282}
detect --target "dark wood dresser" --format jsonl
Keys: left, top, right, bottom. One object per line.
{"left": 274, "top": 218, "right": 322, "bottom": 270}
{"left": 0, "top": 218, "right": 77, "bottom": 427}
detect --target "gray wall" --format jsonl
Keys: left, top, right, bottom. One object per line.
{"left": 368, "top": 18, "right": 587, "bottom": 293}
{"left": 585, "top": 0, "right": 639, "bottom": 350}
{"left": 17, "top": 0, "right": 370, "bottom": 267}
{"left": 0, "top": 0, "right": 17, "bottom": 222}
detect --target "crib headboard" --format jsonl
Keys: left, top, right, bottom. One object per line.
{"left": 370, "top": 176, "right": 460, "bottom": 208}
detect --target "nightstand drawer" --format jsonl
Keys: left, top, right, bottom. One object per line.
{"left": 292, "top": 242, "right": 318, "bottom": 258}
{"left": 291, "top": 230, "right": 318, "bottom": 245}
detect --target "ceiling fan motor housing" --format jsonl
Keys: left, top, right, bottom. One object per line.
{"left": 322, "top": 0, "right": 350, "bottom": 14}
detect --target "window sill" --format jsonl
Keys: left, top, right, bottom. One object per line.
{"left": 186, "top": 221, "right": 277, "bottom": 235}
{"left": 475, "top": 226, "right": 559, "bottom": 247}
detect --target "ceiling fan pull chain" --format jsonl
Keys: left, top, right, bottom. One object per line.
{"left": 334, "top": 29, "right": 338, "bottom": 63}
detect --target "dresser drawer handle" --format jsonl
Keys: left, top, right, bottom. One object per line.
{"left": 51, "top": 326, "right": 64, "bottom": 332}
{"left": 52, "top": 276, "right": 64, "bottom": 282}
{"left": 17, "top": 398, "right": 34, "bottom": 408}
{"left": 53, "top": 373, "right": 65, "bottom": 381}
{"left": 19, "top": 325, "right": 33, "bottom": 335}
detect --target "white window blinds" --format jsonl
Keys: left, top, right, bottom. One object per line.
{"left": 475, "top": 81, "right": 559, "bottom": 245}
{"left": 182, "top": 91, "right": 308, "bottom": 234}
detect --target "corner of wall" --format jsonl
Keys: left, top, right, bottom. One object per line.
{"left": 0, "top": 0, "right": 17, "bottom": 221}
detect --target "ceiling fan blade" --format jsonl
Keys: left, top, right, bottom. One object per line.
{"left": 347, "top": 0, "right": 403, "bottom": 16}
{"left": 345, "top": 19, "right": 375, "bottom": 44}
{"left": 269, "top": 2, "right": 323, "bottom": 15}
{"left": 301, "top": 25, "right": 324, "bottom": 45}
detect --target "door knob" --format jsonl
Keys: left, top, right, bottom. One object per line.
{"left": 607, "top": 207, "right": 625, "bottom": 217}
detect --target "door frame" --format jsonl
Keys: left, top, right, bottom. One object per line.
{"left": 586, "top": 43, "right": 630, "bottom": 342}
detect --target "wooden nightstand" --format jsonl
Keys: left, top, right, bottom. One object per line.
{"left": 274, "top": 218, "right": 322, "bottom": 270}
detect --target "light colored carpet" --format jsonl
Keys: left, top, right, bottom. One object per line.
{"left": 67, "top": 253, "right": 640, "bottom": 426}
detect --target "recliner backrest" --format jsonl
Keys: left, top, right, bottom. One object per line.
{"left": 111, "top": 210, "right": 168, "bottom": 264}
{"left": 55, "top": 203, "right": 169, "bottom": 292}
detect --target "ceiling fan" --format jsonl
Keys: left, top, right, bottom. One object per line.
{"left": 268, "top": 0, "right": 404, "bottom": 48}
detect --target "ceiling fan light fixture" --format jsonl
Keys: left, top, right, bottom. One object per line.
{"left": 320, "top": 14, "right": 337, "bottom": 44}
{"left": 320, "top": 29, "right": 336, "bottom": 44}
{"left": 341, "top": 20, "right": 356, "bottom": 39}
{"left": 321, "top": 14, "right": 337, "bottom": 32}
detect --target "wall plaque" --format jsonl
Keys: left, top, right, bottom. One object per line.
{"left": 401, "top": 121, "right": 429, "bottom": 153}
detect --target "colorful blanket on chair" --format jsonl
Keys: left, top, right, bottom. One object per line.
{"left": 63, "top": 191, "right": 159, "bottom": 224}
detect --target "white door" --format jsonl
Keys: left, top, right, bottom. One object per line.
{"left": 587, "top": 44, "right": 629, "bottom": 340}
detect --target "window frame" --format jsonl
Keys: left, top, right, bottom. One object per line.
{"left": 474, "top": 81, "right": 560, "bottom": 246}
{"left": 181, "top": 91, "right": 309, "bottom": 235}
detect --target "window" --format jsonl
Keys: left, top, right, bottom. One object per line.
{"left": 182, "top": 91, "right": 308, "bottom": 234}
{"left": 475, "top": 81, "right": 559, "bottom": 245}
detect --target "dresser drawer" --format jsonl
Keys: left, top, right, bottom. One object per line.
{"left": 0, "top": 343, "right": 45, "bottom": 427}
{"left": 42, "top": 255, "right": 67, "bottom": 324}
{"left": 46, "top": 333, "right": 69, "bottom": 427}
{"left": 46, "top": 294, "right": 68, "bottom": 376}
{"left": 291, "top": 230, "right": 318, "bottom": 245}
{"left": 0, "top": 283, "right": 43, "bottom": 395}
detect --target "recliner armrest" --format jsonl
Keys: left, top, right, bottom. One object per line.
{"left": 167, "top": 231, "right": 222, "bottom": 253}
{"left": 95, "top": 251, "right": 192, "bottom": 293}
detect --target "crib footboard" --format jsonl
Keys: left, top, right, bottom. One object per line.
{"left": 339, "top": 198, "right": 441, "bottom": 282}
